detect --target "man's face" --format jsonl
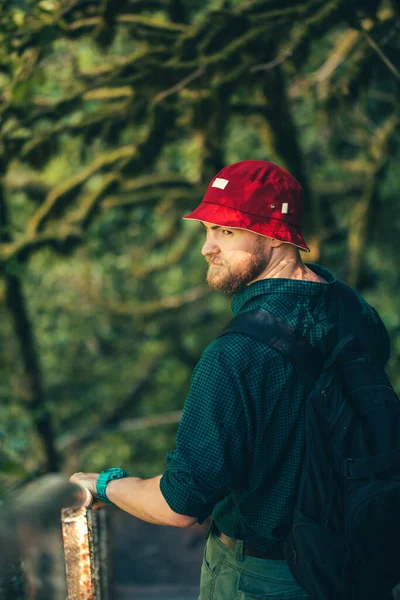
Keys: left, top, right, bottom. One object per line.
{"left": 201, "top": 222, "right": 272, "bottom": 295}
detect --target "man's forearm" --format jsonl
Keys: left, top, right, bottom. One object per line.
{"left": 105, "top": 474, "right": 197, "bottom": 528}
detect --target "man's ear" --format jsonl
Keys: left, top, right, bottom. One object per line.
{"left": 270, "top": 238, "right": 284, "bottom": 248}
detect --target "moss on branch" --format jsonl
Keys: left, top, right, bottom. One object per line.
{"left": 27, "top": 146, "right": 136, "bottom": 234}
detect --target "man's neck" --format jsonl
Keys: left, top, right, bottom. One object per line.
{"left": 251, "top": 254, "right": 327, "bottom": 284}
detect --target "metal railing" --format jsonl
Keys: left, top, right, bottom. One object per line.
{"left": 0, "top": 475, "right": 110, "bottom": 600}
{"left": 62, "top": 504, "right": 109, "bottom": 599}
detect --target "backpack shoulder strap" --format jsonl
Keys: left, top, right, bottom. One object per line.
{"left": 218, "top": 310, "right": 322, "bottom": 389}
{"left": 335, "top": 279, "right": 391, "bottom": 366}
{"left": 335, "top": 280, "right": 367, "bottom": 345}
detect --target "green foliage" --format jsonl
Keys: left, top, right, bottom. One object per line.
{"left": 0, "top": 0, "right": 399, "bottom": 496}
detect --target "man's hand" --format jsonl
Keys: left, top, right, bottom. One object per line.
{"left": 69, "top": 472, "right": 106, "bottom": 510}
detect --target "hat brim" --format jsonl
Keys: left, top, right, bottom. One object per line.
{"left": 183, "top": 201, "right": 310, "bottom": 252}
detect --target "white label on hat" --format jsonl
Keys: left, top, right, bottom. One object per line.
{"left": 212, "top": 178, "right": 229, "bottom": 190}
{"left": 281, "top": 203, "right": 289, "bottom": 214}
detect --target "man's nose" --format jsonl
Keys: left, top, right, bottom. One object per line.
{"left": 201, "top": 237, "right": 220, "bottom": 256}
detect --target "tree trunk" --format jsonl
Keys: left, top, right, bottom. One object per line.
{"left": 0, "top": 167, "right": 60, "bottom": 472}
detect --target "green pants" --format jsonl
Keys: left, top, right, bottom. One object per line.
{"left": 199, "top": 529, "right": 311, "bottom": 600}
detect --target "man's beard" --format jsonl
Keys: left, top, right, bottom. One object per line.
{"left": 206, "top": 240, "right": 270, "bottom": 295}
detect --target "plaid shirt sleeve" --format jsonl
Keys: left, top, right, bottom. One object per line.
{"left": 160, "top": 336, "right": 254, "bottom": 522}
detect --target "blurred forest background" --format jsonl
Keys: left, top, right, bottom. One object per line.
{"left": 0, "top": 0, "right": 399, "bottom": 504}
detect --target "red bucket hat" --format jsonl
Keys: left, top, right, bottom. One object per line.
{"left": 183, "top": 160, "right": 309, "bottom": 252}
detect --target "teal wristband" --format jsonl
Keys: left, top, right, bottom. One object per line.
{"left": 96, "top": 468, "right": 129, "bottom": 505}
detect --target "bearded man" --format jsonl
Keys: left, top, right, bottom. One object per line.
{"left": 71, "top": 161, "right": 389, "bottom": 600}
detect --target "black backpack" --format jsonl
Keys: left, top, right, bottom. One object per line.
{"left": 220, "top": 280, "right": 400, "bottom": 600}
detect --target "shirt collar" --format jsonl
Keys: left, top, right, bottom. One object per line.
{"left": 231, "top": 263, "right": 336, "bottom": 316}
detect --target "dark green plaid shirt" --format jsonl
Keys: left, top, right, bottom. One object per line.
{"left": 160, "top": 264, "right": 389, "bottom": 550}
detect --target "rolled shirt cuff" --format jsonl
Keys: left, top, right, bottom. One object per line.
{"left": 159, "top": 468, "right": 219, "bottom": 524}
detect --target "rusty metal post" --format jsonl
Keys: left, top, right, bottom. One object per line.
{"left": 62, "top": 505, "right": 110, "bottom": 600}
{"left": 89, "top": 508, "right": 110, "bottom": 600}
{"left": 1, "top": 475, "right": 110, "bottom": 600}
